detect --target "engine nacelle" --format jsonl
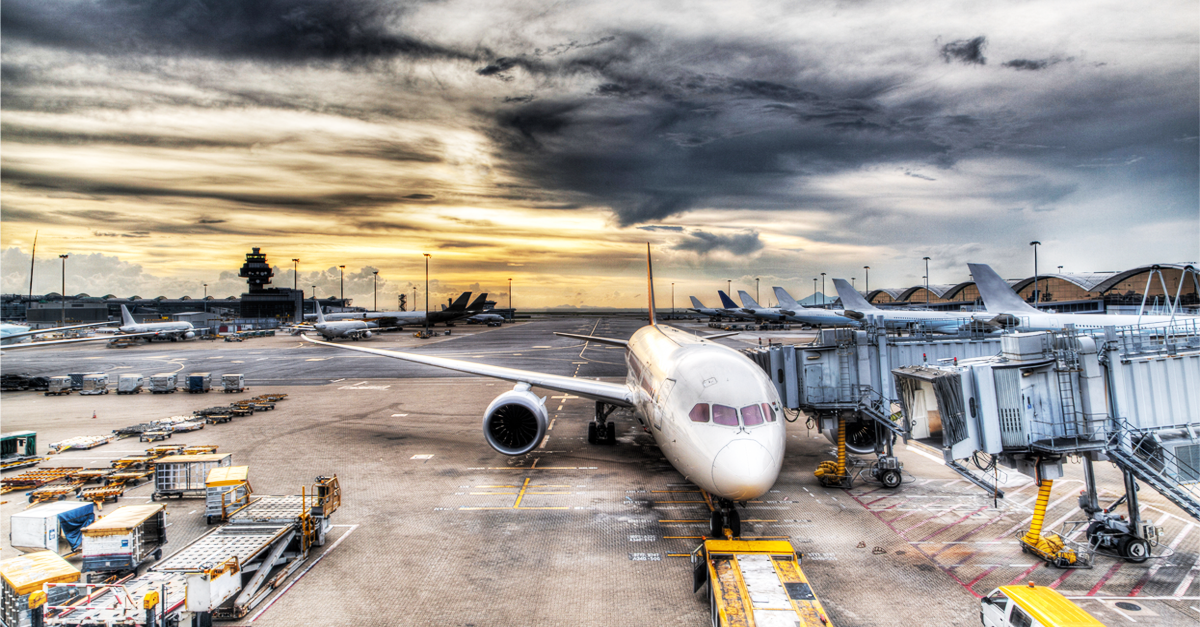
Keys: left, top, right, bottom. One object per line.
{"left": 822, "top": 412, "right": 889, "bottom": 455}
{"left": 483, "top": 386, "right": 549, "bottom": 456}
{"left": 361, "top": 330, "right": 372, "bottom": 339}
{"left": 184, "top": 331, "right": 196, "bottom": 339}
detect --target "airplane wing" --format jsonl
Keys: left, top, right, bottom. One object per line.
{"left": 552, "top": 332, "right": 628, "bottom": 347}
{"left": 302, "top": 335, "right": 634, "bottom": 406}
{"left": 2, "top": 322, "right": 115, "bottom": 342}
{"left": 701, "top": 331, "right": 741, "bottom": 340}
{"left": 0, "top": 331, "right": 160, "bottom": 351}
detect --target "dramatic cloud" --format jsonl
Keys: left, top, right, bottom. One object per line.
{"left": 672, "top": 230, "right": 764, "bottom": 256}
{"left": 941, "top": 37, "right": 988, "bottom": 65}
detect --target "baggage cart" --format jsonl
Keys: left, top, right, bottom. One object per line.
{"left": 205, "top": 466, "right": 252, "bottom": 524}
{"left": 693, "top": 539, "right": 835, "bottom": 627}
{"left": 152, "top": 453, "right": 231, "bottom": 500}
{"left": 139, "top": 430, "right": 172, "bottom": 443}
{"left": 79, "top": 374, "right": 109, "bottom": 395}
{"left": 116, "top": 374, "right": 145, "bottom": 394}
{"left": 1, "top": 551, "right": 81, "bottom": 627}
{"left": 81, "top": 504, "right": 167, "bottom": 579}
{"left": 2, "top": 431, "right": 39, "bottom": 469}
{"left": 222, "top": 373, "right": 246, "bottom": 393}
{"left": 45, "top": 377, "right": 72, "bottom": 396}
{"left": 148, "top": 373, "right": 177, "bottom": 394}
{"left": 187, "top": 372, "right": 212, "bottom": 393}
{"left": 67, "top": 373, "right": 102, "bottom": 390}
{"left": 9, "top": 502, "right": 96, "bottom": 555}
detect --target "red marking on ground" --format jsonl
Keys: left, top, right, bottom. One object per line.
{"left": 1008, "top": 562, "right": 1044, "bottom": 586}
{"left": 931, "top": 513, "right": 1011, "bottom": 559}
{"left": 856, "top": 487, "right": 883, "bottom": 498}
{"left": 900, "top": 512, "right": 946, "bottom": 536}
{"left": 882, "top": 498, "right": 910, "bottom": 510}
{"left": 967, "top": 565, "right": 1001, "bottom": 591}
{"left": 917, "top": 507, "right": 987, "bottom": 543}
{"left": 884, "top": 506, "right": 928, "bottom": 526}
{"left": 1048, "top": 567, "right": 1075, "bottom": 589}
{"left": 1089, "top": 562, "right": 1123, "bottom": 596}
{"left": 865, "top": 495, "right": 892, "bottom": 507}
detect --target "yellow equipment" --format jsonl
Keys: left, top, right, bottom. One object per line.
{"left": 982, "top": 582, "right": 1104, "bottom": 627}
{"left": 815, "top": 418, "right": 851, "bottom": 488}
{"left": 1018, "top": 480, "right": 1078, "bottom": 568}
{"left": 695, "top": 539, "right": 834, "bottom": 627}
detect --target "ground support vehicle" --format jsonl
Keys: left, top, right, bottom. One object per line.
{"left": 187, "top": 372, "right": 212, "bottom": 393}
{"left": 148, "top": 373, "right": 177, "bottom": 394}
{"left": 67, "top": 373, "right": 103, "bottom": 391}
{"left": 152, "top": 454, "right": 231, "bottom": 500}
{"left": 48, "top": 435, "right": 114, "bottom": 454}
{"left": 44, "top": 376, "right": 73, "bottom": 396}
{"left": 205, "top": 466, "right": 252, "bottom": 524}
{"left": 79, "top": 374, "right": 109, "bottom": 395}
{"left": 1, "top": 551, "right": 81, "bottom": 627}
{"left": 40, "top": 570, "right": 186, "bottom": 627}
{"left": 81, "top": 504, "right": 167, "bottom": 581}
{"left": 111, "top": 456, "right": 159, "bottom": 471}
{"left": 693, "top": 539, "right": 834, "bottom": 627}
{"left": 28, "top": 483, "right": 87, "bottom": 505}
{"left": 77, "top": 485, "right": 128, "bottom": 507}
{"left": 9, "top": 501, "right": 96, "bottom": 555}
{"left": 2, "top": 431, "right": 41, "bottom": 471}
{"left": 139, "top": 431, "right": 172, "bottom": 443}
{"left": 2, "top": 468, "right": 83, "bottom": 496}
{"left": 116, "top": 374, "right": 145, "bottom": 394}
{"left": 221, "top": 374, "right": 245, "bottom": 393}
{"left": 981, "top": 583, "right": 1103, "bottom": 627}
{"left": 106, "top": 470, "right": 153, "bottom": 487}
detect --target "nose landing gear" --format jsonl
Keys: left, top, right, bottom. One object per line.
{"left": 709, "top": 499, "right": 742, "bottom": 539}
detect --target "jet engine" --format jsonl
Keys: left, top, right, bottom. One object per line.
{"left": 482, "top": 385, "right": 549, "bottom": 455}
{"left": 822, "top": 411, "right": 889, "bottom": 455}
{"left": 184, "top": 331, "right": 196, "bottom": 339}
{"left": 360, "top": 330, "right": 373, "bottom": 339}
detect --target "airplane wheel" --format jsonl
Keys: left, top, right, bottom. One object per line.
{"left": 710, "top": 510, "right": 723, "bottom": 539}
{"left": 606, "top": 421, "right": 617, "bottom": 444}
{"left": 728, "top": 509, "right": 742, "bottom": 539}
{"left": 880, "top": 469, "right": 902, "bottom": 489}
{"left": 587, "top": 422, "right": 598, "bottom": 444}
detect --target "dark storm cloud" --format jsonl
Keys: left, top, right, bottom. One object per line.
{"left": 0, "top": 124, "right": 260, "bottom": 150}
{"left": 672, "top": 230, "right": 764, "bottom": 255}
{"left": 940, "top": 37, "right": 988, "bottom": 65}
{"left": 1002, "top": 58, "right": 1069, "bottom": 71}
{"left": 636, "top": 225, "right": 685, "bottom": 232}
{"left": 1, "top": 0, "right": 476, "bottom": 64}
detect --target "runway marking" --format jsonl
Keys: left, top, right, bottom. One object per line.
{"left": 459, "top": 477, "right": 571, "bottom": 510}
{"left": 249, "top": 524, "right": 359, "bottom": 622}
{"left": 1089, "top": 562, "right": 1124, "bottom": 596}
{"left": 391, "top": 413, "right": 409, "bottom": 417}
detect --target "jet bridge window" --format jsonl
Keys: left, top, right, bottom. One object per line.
{"left": 740, "top": 404, "right": 765, "bottom": 426}
{"left": 689, "top": 404, "right": 710, "bottom": 423}
{"left": 712, "top": 404, "right": 739, "bottom": 426}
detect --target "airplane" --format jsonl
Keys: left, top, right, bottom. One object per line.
{"left": 716, "top": 291, "right": 757, "bottom": 320}
{"left": 324, "top": 292, "right": 486, "bottom": 327}
{"left": 969, "top": 263, "right": 1194, "bottom": 332}
{"left": 687, "top": 296, "right": 725, "bottom": 319}
{"left": 0, "top": 321, "right": 114, "bottom": 346}
{"left": 736, "top": 290, "right": 792, "bottom": 322}
{"left": 302, "top": 245, "right": 786, "bottom": 537}
{"left": 304, "top": 300, "right": 388, "bottom": 340}
{"left": 831, "top": 278, "right": 994, "bottom": 334}
{"left": 118, "top": 304, "right": 196, "bottom": 341}
{"left": 772, "top": 287, "right": 858, "bottom": 328}
{"left": 466, "top": 312, "right": 505, "bottom": 326}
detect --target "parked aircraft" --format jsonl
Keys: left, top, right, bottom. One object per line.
{"left": 0, "top": 321, "right": 113, "bottom": 345}
{"left": 831, "top": 279, "right": 989, "bottom": 334}
{"left": 716, "top": 291, "right": 757, "bottom": 321}
{"left": 467, "top": 312, "right": 505, "bottom": 326}
{"left": 772, "top": 287, "right": 857, "bottom": 328}
{"left": 324, "top": 292, "right": 486, "bottom": 327}
{"left": 303, "top": 246, "right": 785, "bottom": 537}
{"left": 304, "top": 301, "right": 388, "bottom": 340}
{"left": 736, "top": 291, "right": 792, "bottom": 322}
{"left": 118, "top": 305, "right": 196, "bottom": 340}
{"left": 969, "top": 263, "right": 1193, "bottom": 331}
{"left": 687, "top": 296, "right": 725, "bottom": 319}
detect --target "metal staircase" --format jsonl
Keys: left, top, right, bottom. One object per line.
{"left": 1106, "top": 417, "right": 1200, "bottom": 521}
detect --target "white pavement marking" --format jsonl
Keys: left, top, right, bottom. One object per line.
{"left": 249, "top": 524, "right": 359, "bottom": 622}
{"left": 996, "top": 491, "right": 1080, "bottom": 539}
{"left": 1175, "top": 551, "right": 1200, "bottom": 597}
{"left": 906, "top": 445, "right": 945, "bottom": 465}
{"left": 1140, "top": 523, "right": 1193, "bottom": 591}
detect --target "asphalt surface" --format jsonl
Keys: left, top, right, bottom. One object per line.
{"left": 2, "top": 317, "right": 1196, "bottom": 626}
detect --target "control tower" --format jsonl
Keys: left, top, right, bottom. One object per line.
{"left": 237, "top": 248, "right": 305, "bottom": 320}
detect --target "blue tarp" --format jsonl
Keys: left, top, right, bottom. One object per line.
{"left": 57, "top": 504, "right": 95, "bottom": 550}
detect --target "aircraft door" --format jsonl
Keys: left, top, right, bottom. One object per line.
{"left": 653, "top": 379, "right": 677, "bottom": 431}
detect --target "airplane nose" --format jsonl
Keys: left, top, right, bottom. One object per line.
{"left": 711, "top": 439, "right": 779, "bottom": 501}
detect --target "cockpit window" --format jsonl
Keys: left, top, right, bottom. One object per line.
{"left": 712, "top": 404, "right": 738, "bottom": 426}
{"left": 761, "top": 403, "right": 776, "bottom": 422}
{"left": 689, "top": 404, "right": 710, "bottom": 423}
{"left": 741, "top": 404, "right": 764, "bottom": 426}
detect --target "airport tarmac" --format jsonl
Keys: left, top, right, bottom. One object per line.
{"left": 2, "top": 317, "right": 1197, "bottom": 626}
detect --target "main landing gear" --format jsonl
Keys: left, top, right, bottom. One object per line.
{"left": 588, "top": 401, "right": 617, "bottom": 445}
{"left": 709, "top": 499, "right": 741, "bottom": 539}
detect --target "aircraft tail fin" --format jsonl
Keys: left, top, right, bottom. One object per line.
{"left": 717, "top": 290, "right": 739, "bottom": 309}
{"left": 446, "top": 292, "right": 472, "bottom": 311}
{"left": 772, "top": 287, "right": 800, "bottom": 310}
{"left": 737, "top": 290, "right": 762, "bottom": 309}
{"left": 689, "top": 296, "right": 705, "bottom": 309}
{"left": 466, "top": 293, "right": 488, "bottom": 312}
{"left": 646, "top": 244, "right": 657, "bottom": 326}
{"left": 314, "top": 298, "right": 326, "bottom": 323}
{"left": 832, "top": 278, "right": 878, "bottom": 312}
{"left": 968, "top": 263, "right": 1041, "bottom": 314}
{"left": 120, "top": 304, "right": 136, "bottom": 327}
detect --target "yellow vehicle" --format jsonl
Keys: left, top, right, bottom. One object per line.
{"left": 981, "top": 583, "right": 1104, "bottom": 627}
{"left": 693, "top": 539, "right": 833, "bottom": 627}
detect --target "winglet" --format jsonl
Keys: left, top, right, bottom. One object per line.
{"left": 646, "top": 243, "right": 657, "bottom": 326}
{"left": 832, "top": 278, "right": 878, "bottom": 312}
{"left": 120, "top": 304, "right": 136, "bottom": 327}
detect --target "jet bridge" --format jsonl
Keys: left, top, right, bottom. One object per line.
{"left": 892, "top": 323, "right": 1200, "bottom": 568}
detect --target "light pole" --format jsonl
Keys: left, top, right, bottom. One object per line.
{"left": 852, "top": 277, "right": 855, "bottom": 290}
{"left": 338, "top": 265, "right": 346, "bottom": 304}
{"left": 1030, "top": 241, "right": 1041, "bottom": 304}
{"left": 372, "top": 271, "right": 379, "bottom": 311}
{"left": 508, "top": 278, "right": 512, "bottom": 311}
{"left": 671, "top": 282, "right": 675, "bottom": 317}
{"left": 820, "top": 273, "right": 826, "bottom": 306}
{"left": 203, "top": 283, "right": 207, "bottom": 314}
{"left": 813, "top": 278, "right": 817, "bottom": 305}
{"left": 864, "top": 266, "right": 870, "bottom": 295}
{"left": 292, "top": 258, "right": 299, "bottom": 291}
{"left": 922, "top": 257, "right": 931, "bottom": 305}
{"left": 313, "top": 285, "right": 317, "bottom": 317}
{"left": 59, "top": 254, "right": 68, "bottom": 324}
{"left": 1058, "top": 265, "right": 1063, "bottom": 274}
{"left": 755, "top": 278, "right": 760, "bottom": 304}
{"left": 423, "top": 253, "right": 431, "bottom": 332}
{"left": 726, "top": 279, "right": 731, "bottom": 297}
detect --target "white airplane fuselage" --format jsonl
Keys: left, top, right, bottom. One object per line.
{"left": 999, "top": 311, "right": 1190, "bottom": 332}
{"left": 314, "top": 319, "right": 378, "bottom": 340}
{"left": 624, "top": 324, "right": 785, "bottom": 501}
{"left": 119, "top": 321, "right": 195, "bottom": 339}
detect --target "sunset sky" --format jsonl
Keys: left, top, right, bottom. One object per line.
{"left": 2, "top": 1, "right": 1197, "bottom": 309}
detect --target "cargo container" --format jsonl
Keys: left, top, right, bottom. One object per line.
{"left": 153, "top": 453, "right": 232, "bottom": 500}
{"left": 44, "top": 377, "right": 72, "bottom": 396}
{"left": 148, "top": 373, "right": 177, "bottom": 394}
{"left": 81, "top": 504, "right": 167, "bottom": 578}
{"left": 80, "top": 373, "right": 109, "bottom": 395}
{"left": 67, "top": 372, "right": 103, "bottom": 390}
{"left": 9, "top": 502, "right": 96, "bottom": 555}
{"left": 205, "top": 466, "right": 252, "bottom": 524}
{"left": 116, "top": 374, "right": 145, "bottom": 394}
{"left": 221, "top": 373, "right": 245, "bottom": 393}
{"left": 1, "top": 551, "right": 80, "bottom": 627}
{"left": 2, "top": 431, "right": 37, "bottom": 462}
{"left": 187, "top": 372, "right": 212, "bottom": 394}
